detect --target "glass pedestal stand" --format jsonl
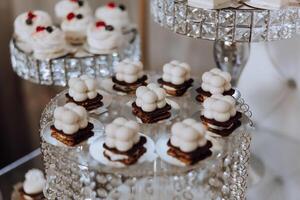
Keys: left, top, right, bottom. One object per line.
{"left": 40, "top": 75, "right": 252, "bottom": 199}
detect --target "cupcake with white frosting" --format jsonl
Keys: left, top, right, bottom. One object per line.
{"left": 95, "top": 2, "right": 130, "bottom": 31}
{"left": 103, "top": 117, "right": 147, "bottom": 166}
{"left": 196, "top": 68, "right": 234, "bottom": 103}
{"left": 132, "top": 83, "right": 172, "bottom": 123}
{"left": 18, "top": 169, "right": 46, "bottom": 200}
{"left": 158, "top": 60, "right": 194, "bottom": 96}
{"left": 51, "top": 102, "right": 94, "bottom": 146}
{"left": 112, "top": 59, "right": 147, "bottom": 94}
{"left": 201, "top": 94, "right": 242, "bottom": 137}
{"left": 14, "top": 10, "right": 52, "bottom": 52}
{"left": 86, "top": 20, "right": 123, "bottom": 54}
{"left": 31, "top": 25, "right": 68, "bottom": 60}
{"left": 66, "top": 75, "right": 104, "bottom": 112}
{"left": 61, "top": 12, "right": 92, "bottom": 45}
{"left": 55, "top": 0, "right": 92, "bottom": 21}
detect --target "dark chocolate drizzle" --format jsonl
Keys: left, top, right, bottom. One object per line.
{"left": 132, "top": 102, "right": 171, "bottom": 123}
{"left": 157, "top": 78, "right": 194, "bottom": 96}
{"left": 66, "top": 93, "right": 103, "bottom": 111}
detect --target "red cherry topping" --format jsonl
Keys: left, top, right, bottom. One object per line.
{"left": 70, "top": 0, "right": 78, "bottom": 2}
{"left": 67, "top": 12, "right": 76, "bottom": 20}
{"left": 107, "top": 2, "right": 116, "bottom": 8}
{"left": 96, "top": 21, "right": 106, "bottom": 28}
{"left": 27, "top": 11, "right": 36, "bottom": 19}
{"left": 36, "top": 26, "right": 45, "bottom": 32}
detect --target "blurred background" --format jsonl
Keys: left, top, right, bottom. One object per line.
{"left": 1, "top": 0, "right": 300, "bottom": 199}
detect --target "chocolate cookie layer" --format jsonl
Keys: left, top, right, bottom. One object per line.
{"left": 103, "top": 136, "right": 147, "bottom": 165}
{"left": 201, "top": 112, "right": 242, "bottom": 137}
{"left": 157, "top": 78, "right": 194, "bottom": 96}
{"left": 66, "top": 93, "right": 103, "bottom": 111}
{"left": 167, "top": 140, "right": 212, "bottom": 165}
{"left": 19, "top": 187, "right": 45, "bottom": 200}
{"left": 112, "top": 75, "right": 148, "bottom": 94}
{"left": 195, "top": 87, "right": 235, "bottom": 103}
{"left": 132, "top": 102, "right": 172, "bottom": 123}
{"left": 51, "top": 123, "right": 94, "bottom": 146}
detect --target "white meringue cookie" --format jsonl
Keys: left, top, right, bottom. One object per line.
{"left": 172, "top": 77, "right": 185, "bottom": 85}
{"left": 115, "top": 127, "right": 134, "bottom": 141}
{"left": 170, "top": 119, "right": 208, "bottom": 153}
{"left": 105, "top": 137, "right": 116, "bottom": 148}
{"left": 142, "top": 103, "right": 157, "bottom": 112}
{"left": 23, "top": 169, "right": 46, "bottom": 195}
{"left": 53, "top": 103, "right": 89, "bottom": 135}
{"left": 142, "top": 91, "right": 157, "bottom": 104}
{"left": 135, "top": 98, "right": 143, "bottom": 107}
{"left": 124, "top": 74, "right": 138, "bottom": 84}
{"left": 162, "top": 61, "right": 192, "bottom": 85}
{"left": 55, "top": 0, "right": 92, "bottom": 20}
{"left": 105, "top": 123, "right": 118, "bottom": 137}
{"left": 201, "top": 68, "right": 232, "bottom": 95}
{"left": 136, "top": 86, "right": 148, "bottom": 97}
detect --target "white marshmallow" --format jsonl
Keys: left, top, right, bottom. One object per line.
{"left": 105, "top": 118, "right": 140, "bottom": 152}
{"left": 53, "top": 103, "right": 89, "bottom": 135}
{"left": 162, "top": 60, "right": 191, "bottom": 85}
{"left": 68, "top": 75, "right": 100, "bottom": 102}
{"left": 135, "top": 83, "right": 168, "bottom": 112}
{"left": 203, "top": 94, "right": 237, "bottom": 122}
{"left": 23, "top": 169, "right": 46, "bottom": 195}
{"left": 114, "top": 59, "right": 144, "bottom": 83}
{"left": 201, "top": 68, "right": 232, "bottom": 95}
{"left": 170, "top": 119, "right": 208, "bottom": 153}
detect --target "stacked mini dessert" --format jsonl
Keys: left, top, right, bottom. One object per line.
{"left": 158, "top": 60, "right": 194, "bottom": 96}
{"left": 66, "top": 75, "right": 104, "bottom": 112}
{"left": 112, "top": 59, "right": 147, "bottom": 94}
{"left": 103, "top": 117, "right": 147, "bottom": 166}
{"left": 132, "top": 83, "right": 172, "bottom": 123}
{"left": 201, "top": 94, "right": 242, "bottom": 137}
{"left": 13, "top": 1, "right": 133, "bottom": 60}
{"left": 51, "top": 102, "right": 94, "bottom": 146}
{"left": 196, "top": 68, "right": 234, "bottom": 103}
{"left": 16, "top": 169, "right": 46, "bottom": 200}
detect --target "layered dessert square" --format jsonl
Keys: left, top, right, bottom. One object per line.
{"left": 66, "top": 75, "right": 103, "bottom": 111}
{"left": 51, "top": 103, "right": 94, "bottom": 146}
{"left": 167, "top": 119, "right": 212, "bottom": 165}
{"left": 103, "top": 118, "right": 147, "bottom": 165}
{"left": 157, "top": 60, "right": 194, "bottom": 96}
{"left": 201, "top": 94, "right": 242, "bottom": 137}
{"left": 132, "top": 83, "right": 172, "bottom": 123}
{"left": 112, "top": 59, "right": 148, "bottom": 94}
{"left": 196, "top": 68, "right": 234, "bottom": 103}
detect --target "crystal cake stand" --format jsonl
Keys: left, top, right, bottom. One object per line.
{"left": 40, "top": 78, "right": 252, "bottom": 200}
{"left": 10, "top": 29, "right": 140, "bottom": 86}
{"left": 151, "top": 0, "right": 300, "bottom": 42}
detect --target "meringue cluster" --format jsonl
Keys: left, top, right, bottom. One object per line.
{"left": 135, "top": 83, "right": 167, "bottom": 112}
{"left": 54, "top": 102, "right": 88, "bottom": 135}
{"left": 201, "top": 68, "right": 232, "bottom": 95}
{"left": 13, "top": 1, "right": 131, "bottom": 59}
{"left": 115, "top": 59, "right": 144, "bottom": 83}
{"left": 23, "top": 169, "right": 46, "bottom": 195}
{"left": 171, "top": 119, "right": 207, "bottom": 153}
{"left": 68, "top": 75, "right": 98, "bottom": 102}
{"left": 203, "top": 94, "right": 236, "bottom": 122}
{"left": 162, "top": 60, "right": 191, "bottom": 85}
{"left": 105, "top": 117, "right": 140, "bottom": 152}
{"left": 188, "top": 0, "right": 289, "bottom": 9}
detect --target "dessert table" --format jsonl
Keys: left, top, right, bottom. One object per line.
{"left": 1, "top": 128, "right": 299, "bottom": 200}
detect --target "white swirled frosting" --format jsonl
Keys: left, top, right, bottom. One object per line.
{"left": 203, "top": 94, "right": 237, "bottom": 122}
{"left": 68, "top": 75, "right": 98, "bottom": 102}
{"left": 201, "top": 68, "right": 232, "bottom": 95}
{"left": 54, "top": 103, "right": 88, "bottom": 134}
{"left": 87, "top": 21, "right": 123, "bottom": 53}
{"left": 162, "top": 60, "right": 191, "bottom": 85}
{"left": 23, "top": 169, "right": 46, "bottom": 195}
{"left": 32, "top": 26, "right": 67, "bottom": 60}
{"left": 188, "top": 0, "right": 231, "bottom": 8}
{"left": 55, "top": 0, "right": 92, "bottom": 20}
{"left": 95, "top": 2, "right": 130, "bottom": 30}
{"left": 135, "top": 83, "right": 167, "bottom": 112}
{"left": 105, "top": 117, "right": 140, "bottom": 152}
{"left": 14, "top": 11, "right": 52, "bottom": 43}
{"left": 61, "top": 12, "right": 92, "bottom": 43}
{"left": 115, "top": 59, "right": 144, "bottom": 83}
{"left": 171, "top": 119, "right": 207, "bottom": 153}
